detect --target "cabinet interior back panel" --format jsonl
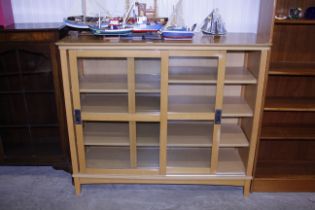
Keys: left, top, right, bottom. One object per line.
{"left": 82, "top": 58, "right": 128, "bottom": 75}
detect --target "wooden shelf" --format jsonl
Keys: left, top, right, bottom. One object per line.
{"left": 81, "top": 93, "right": 160, "bottom": 114}
{"left": 269, "top": 63, "right": 315, "bottom": 76}
{"left": 84, "top": 122, "right": 249, "bottom": 147}
{"left": 167, "top": 148, "right": 211, "bottom": 169}
{"left": 84, "top": 123, "right": 129, "bottom": 146}
{"left": 86, "top": 146, "right": 159, "bottom": 169}
{"left": 81, "top": 93, "right": 128, "bottom": 113}
{"left": 80, "top": 74, "right": 160, "bottom": 93}
{"left": 168, "top": 122, "right": 249, "bottom": 147}
{"left": 217, "top": 148, "right": 246, "bottom": 175}
{"left": 261, "top": 125, "right": 315, "bottom": 140}
{"left": 81, "top": 95, "right": 251, "bottom": 118}
{"left": 86, "top": 146, "right": 130, "bottom": 169}
{"left": 167, "top": 148, "right": 245, "bottom": 175}
{"left": 169, "top": 67, "right": 257, "bottom": 84}
{"left": 264, "top": 97, "right": 315, "bottom": 111}
{"left": 275, "top": 19, "right": 315, "bottom": 25}
{"left": 255, "top": 162, "right": 315, "bottom": 178}
{"left": 84, "top": 122, "right": 159, "bottom": 146}
{"left": 169, "top": 96, "right": 253, "bottom": 118}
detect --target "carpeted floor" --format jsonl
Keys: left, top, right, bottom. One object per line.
{"left": 0, "top": 166, "right": 315, "bottom": 210}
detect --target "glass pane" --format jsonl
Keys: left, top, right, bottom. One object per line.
{"left": 23, "top": 72, "right": 54, "bottom": 91}
{"left": 135, "top": 58, "right": 161, "bottom": 114}
{"left": 135, "top": 58, "right": 160, "bottom": 92}
{"left": 168, "top": 56, "right": 219, "bottom": 115}
{"left": 0, "top": 76, "right": 22, "bottom": 91}
{"left": 84, "top": 122, "right": 129, "bottom": 146}
{"left": 31, "top": 127, "right": 62, "bottom": 157}
{"left": 78, "top": 58, "right": 128, "bottom": 93}
{"left": 169, "top": 56, "right": 218, "bottom": 83}
{"left": 25, "top": 93, "right": 58, "bottom": 124}
{"left": 78, "top": 58, "right": 129, "bottom": 115}
{"left": 81, "top": 93, "right": 128, "bottom": 114}
{"left": 0, "top": 50, "right": 19, "bottom": 74}
{"left": 136, "top": 93, "right": 160, "bottom": 113}
{"left": 169, "top": 85, "right": 216, "bottom": 113}
{"left": 137, "top": 122, "right": 159, "bottom": 169}
{"left": 167, "top": 121, "right": 213, "bottom": 173}
{"left": 85, "top": 146, "right": 131, "bottom": 169}
{"left": 19, "top": 50, "right": 51, "bottom": 73}
{"left": 0, "top": 128, "right": 33, "bottom": 157}
{"left": 0, "top": 95, "right": 27, "bottom": 125}
{"left": 84, "top": 122, "right": 130, "bottom": 169}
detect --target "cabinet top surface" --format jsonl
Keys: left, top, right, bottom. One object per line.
{"left": 0, "top": 22, "right": 65, "bottom": 32}
{"left": 57, "top": 32, "right": 270, "bottom": 49}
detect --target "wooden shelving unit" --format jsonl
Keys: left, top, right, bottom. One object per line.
{"left": 269, "top": 63, "right": 315, "bottom": 76}
{"left": 169, "top": 67, "right": 257, "bottom": 84}
{"left": 0, "top": 23, "right": 70, "bottom": 169}
{"left": 252, "top": 0, "right": 315, "bottom": 192}
{"left": 264, "top": 97, "right": 315, "bottom": 111}
{"left": 84, "top": 122, "right": 249, "bottom": 147}
{"left": 57, "top": 29, "right": 271, "bottom": 196}
{"left": 261, "top": 125, "right": 315, "bottom": 140}
{"left": 275, "top": 19, "right": 315, "bottom": 25}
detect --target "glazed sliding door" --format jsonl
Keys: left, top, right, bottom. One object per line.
{"left": 68, "top": 50, "right": 164, "bottom": 175}
{"left": 166, "top": 50, "right": 226, "bottom": 174}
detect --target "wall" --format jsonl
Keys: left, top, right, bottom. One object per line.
{"left": 11, "top": 0, "right": 82, "bottom": 23}
{"left": 11, "top": 0, "right": 260, "bottom": 33}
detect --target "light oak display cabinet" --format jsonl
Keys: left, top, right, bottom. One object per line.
{"left": 57, "top": 33, "right": 270, "bottom": 196}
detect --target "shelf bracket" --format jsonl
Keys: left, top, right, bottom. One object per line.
{"left": 215, "top": 109, "right": 222, "bottom": 125}
{"left": 74, "top": 109, "right": 82, "bottom": 125}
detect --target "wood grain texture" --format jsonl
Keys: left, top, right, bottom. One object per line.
{"left": 264, "top": 98, "right": 315, "bottom": 111}
{"left": 211, "top": 51, "right": 226, "bottom": 173}
{"left": 59, "top": 49, "right": 78, "bottom": 173}
{"left": 252, "top": 178, "right": 315, "bottom": 192}
{"left": 128, "top": 58, "right": 137, "bottom": 168}
{"left": 159, "top": 51, "right": 168, "bottom": 175}
{"left": 245, "top": 50, "right": 268, "bottom": 176}
{"left": 261, "top": 125, "right": 315, "bottom": 140}
{"left": 0, "top": 25, "right": 69, "bottom": 169}
{"left": 257, "top": 0, "right": 276, "bottom": 43}
{"left": 269, "top": 63, "right": 315, "bottom": 76}
{"left": 68, "top": 51, "right": 87, "bottom": 172}
{"left": 271, "top": 25, "right": 315, "bottom": 64}
{"left": 253, "top": 0, "right": 315, "bottom": 192}
{"left": 83, "top": 122, "right": 249, "bottom": 147}
{"left": 57, "top": 33, "right": 271, "bottom": 49}
{"left": 59, "top": 37, "right": 270, "bottom": 195}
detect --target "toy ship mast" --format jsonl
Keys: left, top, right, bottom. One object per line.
{"left": 166, "top": 0, "right": 184, "bottom": 27}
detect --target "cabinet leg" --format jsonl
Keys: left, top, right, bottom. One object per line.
{"left": 74, "top": 177, "right": 81, "bottom": 196}
{"left": 243, "top": 180, "right": 251, "bottom": 197}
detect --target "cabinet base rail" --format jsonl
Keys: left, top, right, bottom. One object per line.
{"left": 72, "top": 173, "right": 252, "bottom": 196}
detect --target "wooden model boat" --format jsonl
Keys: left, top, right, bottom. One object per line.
{"left": 89, "top": 25, "right": 133, "bottom": 36}
{"left": 64, "top": 15, "right": 107, "bottom": 29}
{"left": 161, "top": 26, "right": 194, "bottom": 40}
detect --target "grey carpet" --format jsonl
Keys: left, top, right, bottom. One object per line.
{"left": 0, "top": 166, "right": 315, "bottom": 210}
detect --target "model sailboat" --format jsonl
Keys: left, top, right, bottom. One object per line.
{"left": 201, "top": 9, "right": 227, "bottom": 35}
{"left": 161, "top": 0, "right": 195, "bottom": 40}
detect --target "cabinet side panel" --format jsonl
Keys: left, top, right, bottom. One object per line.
{"left": 257, "top": 0, "right": 276, "bottom": 43}
{"left": 59, "top": 49, "right": 79, "bottom": 173}
{"left": 245, "top": 50, "right": 269, "bottom": 176}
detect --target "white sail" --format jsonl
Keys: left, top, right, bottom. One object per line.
{"left": 166, "top": 0, "right": 185, "bottom": 27}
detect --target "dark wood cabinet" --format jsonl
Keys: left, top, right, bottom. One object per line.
{"left": 0, "top": 23, "right": 70, "bottom": 170}
{"left": 252, "top": 0, "right": 315, "bottom": 192}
